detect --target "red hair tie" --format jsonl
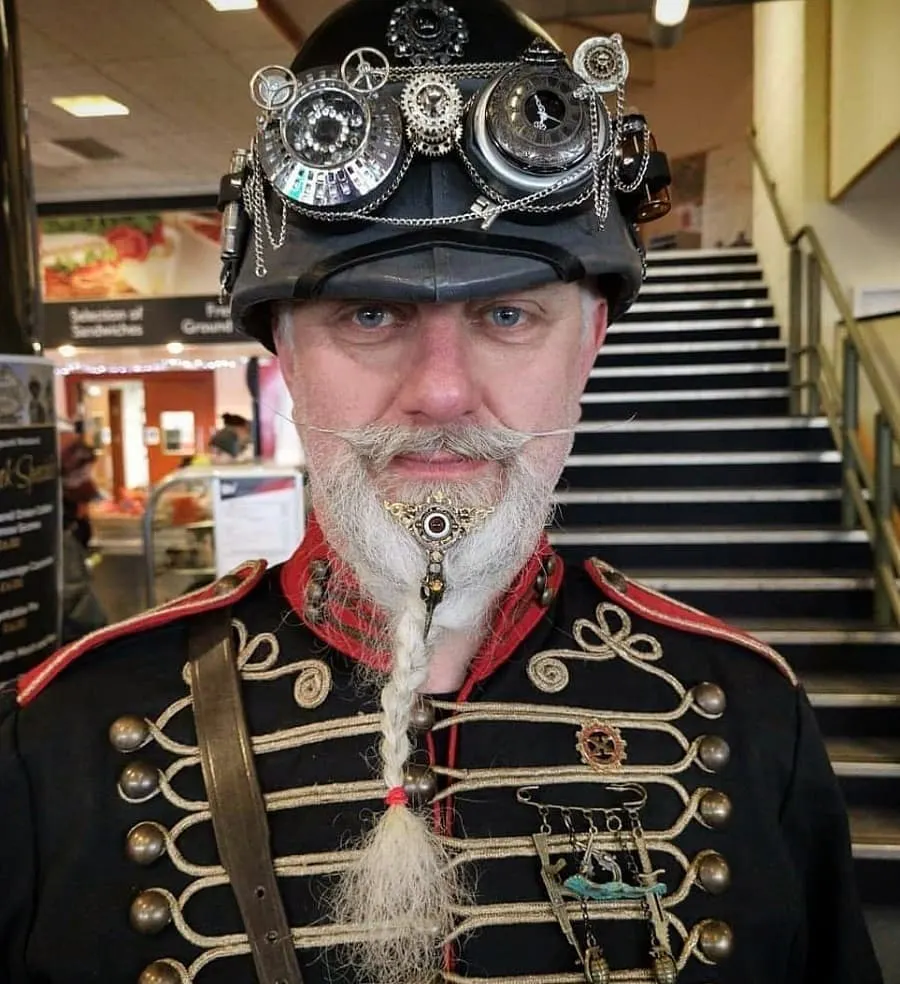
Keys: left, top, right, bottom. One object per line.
{"left": 385, "top": 786, "right": 409, "bottom": 807}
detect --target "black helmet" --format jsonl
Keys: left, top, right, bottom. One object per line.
{"left": 219, "top": 0, "right": 672, "bottom": 353}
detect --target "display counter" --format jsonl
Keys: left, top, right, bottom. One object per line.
{"left": 143, "top": 464, "right": 306, "bottom": 607}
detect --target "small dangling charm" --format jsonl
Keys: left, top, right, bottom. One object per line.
{"left": 573, "top": 35, "right": 630, "bottom": 93}
{"left": 583, "top": 946, "right": 611, "bottom": 984}
{"left": 651, "top": 951, "right": 678, "bottom": 984}
{"left": 421, "top": 549, "right": 446, "bottom": 638}
{"left": 384, "top": 490, "right": 494, "bottom": 639}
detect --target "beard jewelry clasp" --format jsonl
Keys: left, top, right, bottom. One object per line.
{"left": 384, "top": 490, "right": 494, "bottom": 638}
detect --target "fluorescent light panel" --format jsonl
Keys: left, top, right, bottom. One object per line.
{"left": 52, "top": 95, "right": 130, "bottom": 118}
{"left": 653, "top": 0, "right": 690, "bottom": 27}
{"left": 205, "top": 0, "right": 258, "bottom": 10}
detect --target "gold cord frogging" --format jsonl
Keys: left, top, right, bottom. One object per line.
{"left": 125, "top": 607, "right": 724, "bottom": 980}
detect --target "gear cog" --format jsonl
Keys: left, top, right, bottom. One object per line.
{"left": 400, "top": 72, "right": 463, "bottom": 156}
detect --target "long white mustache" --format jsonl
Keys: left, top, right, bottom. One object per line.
{"left": 305, "top": 419, "right": 579, "bottom": 471}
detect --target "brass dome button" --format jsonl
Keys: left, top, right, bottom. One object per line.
{"left": 118, "top": 761, "right": 160, "bottom": 800}
{"left": 403, "top": 763, "right": 437, "bottom": 802}
{"left": 109, "top": 715, "right": 150, "bottom": 753}
{"left": 129, "top": 890, "right": 171, "bottom": 935}
{"left": 139, "top": 961, "right": 181, "bottom": 984}
{"left": 697, "top": 918, "right": 734, "bottom": 962}
{"left": 126, "top": 822, "right": 167, "bottom": 866}
{"left": 698, "top": 789, "right": 732, "bottom": 829}
{"left": 410, "top": 696, "right": 436, "bottom": 732}
{"left": 698, "top": 734, "right": 730, "bottom": 773}
{"left": 697, "top": 851, "right": 731, "bottom": 895}
{"left": 692, "top": 682, "right": 726, "bottom": 716}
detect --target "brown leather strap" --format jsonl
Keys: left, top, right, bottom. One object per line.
{"left": 189, "top": 610, "right": 304, "bottom": 984}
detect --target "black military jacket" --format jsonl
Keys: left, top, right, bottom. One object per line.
{"left": 0, "top": 518, "right": 883, "bottom": 984}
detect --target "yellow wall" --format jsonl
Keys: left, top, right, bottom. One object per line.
{"left": 751, "top": 0, "right": 808, "bottom": 338}
{"left": 752, "top": 0, "right": 900, "bottom": 358}
{"left": 829, "top": 0, "right": 900, "bottom": 198}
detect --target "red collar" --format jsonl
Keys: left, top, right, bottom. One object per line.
{"left": 280, "top": 513, "right": 563, "bottom": 682}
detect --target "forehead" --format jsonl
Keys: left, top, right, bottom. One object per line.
{"left": 290, "top": 281, "right": 588, "bottom": 319}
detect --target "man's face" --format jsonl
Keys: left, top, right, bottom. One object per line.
{"left": 277, "top": 281, "right": 606, "bottom": 506}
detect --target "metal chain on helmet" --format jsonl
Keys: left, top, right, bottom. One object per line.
{"left": 615, "top": 118, "right": 652, "bottom": 194}
{"left": 242, "top": 53, "right": 643, "bottom": 257}
{"left": 244, "top": 146, "right": 289, "bottom": 277}
{"left": 454, "top": 146, "right": 594, "bottom": 215}
{"left": 276, "top": 148, "right": 595, "bottom": 227}
{"left": 388, "top": 61, "right": 516, "bottom": 81}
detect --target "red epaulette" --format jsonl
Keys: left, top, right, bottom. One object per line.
{"left": 17, "top": 560, "right": 267, "bottom": 707}
{"left": 585, "top": 557, "right": 797, "bottom": 685}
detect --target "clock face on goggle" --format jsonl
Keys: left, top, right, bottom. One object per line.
{"left": 486, "top": 63, "right": 591, "bottom": 174}
{"left": 257, "top": 71, "right": 405, "bottom": 211}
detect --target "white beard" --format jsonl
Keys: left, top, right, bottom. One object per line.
{"left": 310, "top": 432, "right": 559, "bottom": 636}
{"left": 300, "top": 423, "right": 568, "bottom": 984}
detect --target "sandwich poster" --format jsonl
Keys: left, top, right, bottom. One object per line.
{"left": 39, "top": 211, "right": 222, "bottom": 302}
{"left": 38, "top": 211, "right": 238, "bottom": 348}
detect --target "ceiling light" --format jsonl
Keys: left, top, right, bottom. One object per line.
{"left": 652, "top": 0, "right": 690, "bottom": 27}
{"left": 166, "top": 341, "right": 185, "bottom": 355}
{"left": 58, "top": 344, "right": 77, "bottom": 358}
{"left": 205, "top": 0, "right": 258, "bottom": 10}
{"left": 51, "top": 95, "right": 130, "bottom": 119}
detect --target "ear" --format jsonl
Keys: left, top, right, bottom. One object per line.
{"left": 578, "top": 296, "right": 609, "bottom": 386}
{"left": 271, "top": 306, "right": 296, "bottom": 392}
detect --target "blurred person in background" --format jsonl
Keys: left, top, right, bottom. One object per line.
{"left": 208, "top": 412, "right": 254, "bottom": 463}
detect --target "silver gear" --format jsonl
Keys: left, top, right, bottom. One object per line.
{"left": 400, "top": 71, "right": 463, "bottom": 155}
{"left": 415, "top": 125, "right": 462, "bottom": 156}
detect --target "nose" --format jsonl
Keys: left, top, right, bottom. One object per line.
{"left": 396, "top": 310, "right": 481, "bottom": 424}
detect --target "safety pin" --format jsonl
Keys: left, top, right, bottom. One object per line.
{"left": 515, "top": 783, "right": 647, "bottom": 814}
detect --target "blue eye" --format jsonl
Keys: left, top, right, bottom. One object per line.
{"left": 490, "top": 306, "right": 524, "bottom": 329}
{"left": 352, "top": 306, "right": 394, "bottom": 330}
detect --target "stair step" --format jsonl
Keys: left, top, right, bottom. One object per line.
{"left": 574, "top": 416, "right": 834, "bottom": 454}
{"left": 560, "top": 451, "right": 840, "bottom": 489}
{"left": 828, "top": 738, "right": 900, "bottom": 778}
{"left": 615, "top": 568, "right": 875, "bottom": 620}
{"left": 588, "top": 361, "right": 788, "bottom": 386}
{"left": 623, "top": 298, "right": 774, "bottom": 320}
{"left": 645, "top": 264, "right": 764, "bottom": 282}
{"left": 639, "top": 281, "right": 769, "bottom": 300}
{"left": 551, "top": 527, "right": 871, "bottom": 569}
{"left": 608, "top": 316, "right": 777, "bottom": 336}
{"left": 577, "top": 416, "right": 828, "bottom": 433}
{"left": 751, "top": 625, "right": 900, "bottom": 646}
{"left": 646, "top": 247, "right": 758, "bottom": 265}
{"left": 849, "top": 809, "right": 900, "bottom": 860}
{"left": 596, "top": 339, "right": 787, "bottom": 368}
{"left": 802, "top": 673, "right": 900, "bottom": 708}
{"left": 581, "top": 386, "right": 790, "bottom": 403}
{"left": 607, "top": 319, "right": 781, "bottom": 345}
{"left": 555, "top": 528, "right": 869, "bottom": 545}
{"left": 630, "top": 571, "right": 873, "bottom": 592}
{"left": 580, "top": 387, "right": 791, "bottom": 421}
{"left": 555, "top": 496, "right": 843, "bottom": 531}
{"left": 565, "top": 450, "right": 838, "bottom": 466}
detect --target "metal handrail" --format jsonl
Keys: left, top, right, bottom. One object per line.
{"left": 749, "top": 131, "right": 900, "bottom": 625}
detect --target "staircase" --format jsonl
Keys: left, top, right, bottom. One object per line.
{"left": 549, "top": 247, "right": 900, "bottom": 920}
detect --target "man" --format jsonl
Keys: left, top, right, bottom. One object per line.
{"left": 0, "top": 1, "right": 882, "bottom": 983}
{"left": 208, "top": 413, "right": 254, "bottom": 463}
